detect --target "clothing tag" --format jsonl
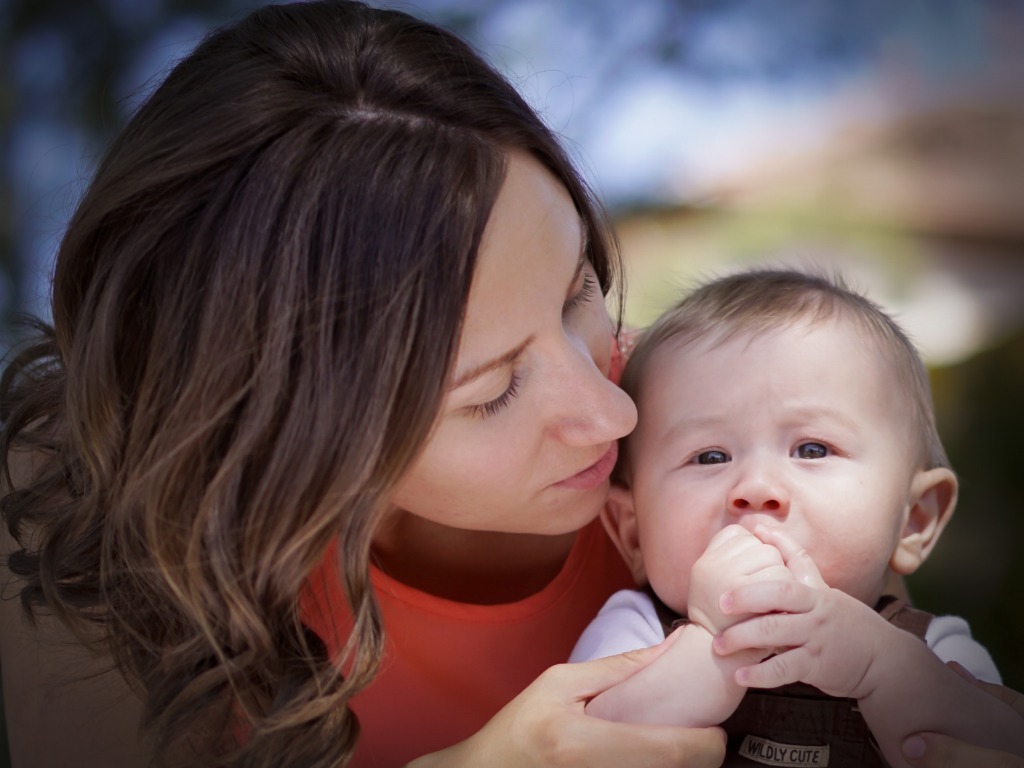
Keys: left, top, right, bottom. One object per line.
{"left": 739, "top": 735, "right": 830, "bottom": 767}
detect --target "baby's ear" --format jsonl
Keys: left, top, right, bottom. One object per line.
{"left": 601, "top": 485, "right": 647, "bottom": 586}
{"left": 890, "top": 467, "right": 958, "bottom": 575}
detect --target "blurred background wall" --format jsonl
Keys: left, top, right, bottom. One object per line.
{"left": 2, "top": 0, "right": 1022, "bottom": 762}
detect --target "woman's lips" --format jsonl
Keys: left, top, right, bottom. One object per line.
{"left": 555, "top": 442, "right": 619, "bottom": 491}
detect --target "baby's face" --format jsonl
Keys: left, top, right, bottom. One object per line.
{"left": 627, "top": 318, "right": 921, "bottom": 615}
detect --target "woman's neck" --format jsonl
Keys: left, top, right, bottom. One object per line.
{"left": 371, "top": 513, "right": 578, "bottom": 604}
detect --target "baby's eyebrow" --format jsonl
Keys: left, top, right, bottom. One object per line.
{"left": 778, "top": 405, "right": 861, "bottom": 432}
{"left": 661, "top": 414, "right": 725, "bottom": 443}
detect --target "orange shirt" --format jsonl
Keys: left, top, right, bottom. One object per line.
{"left": 301, "top": 519, "right": 633, "bottom": 767}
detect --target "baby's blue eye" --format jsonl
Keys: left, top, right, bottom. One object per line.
{"left": 697, "top": 450, "right": 729, "bottom": 465}
{"left": 795, "top": 442, "right": 828, "bottom": 459}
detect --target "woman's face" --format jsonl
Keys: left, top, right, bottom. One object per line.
{"left": 387, "top": 151, "right": 637, "bottom": 536}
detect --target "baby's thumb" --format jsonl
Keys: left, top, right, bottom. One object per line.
{"left": 755, "top": 525, "right": 826, "bottom": 587}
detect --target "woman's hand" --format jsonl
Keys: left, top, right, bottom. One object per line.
{"left": 901, "top": 663, "right": 1024, "bottom": 768}
{"left": 408, "top": 643, "right": 726, "bottom": 767}
{"left": 902, "top": 733, "right": 1024, "bottom": 768}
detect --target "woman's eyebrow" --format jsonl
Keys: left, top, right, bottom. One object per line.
{"left": 451, "top": 335, "right": 535, "bottom": 389}
{"left": 452, "top": 219, "right": 587, "bottom": 391}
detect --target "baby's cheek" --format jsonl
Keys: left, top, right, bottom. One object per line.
{"left": 652, "top": 581, "right": 690, "bottom": 618}
{"left": 644, "top": 541, "right": 699, "bottom": 616}
{"left": 814, "top": 549, "right": 889, "bottom": 604}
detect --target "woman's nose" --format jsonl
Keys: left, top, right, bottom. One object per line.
{"left": 550, "top": 345, "right": 637, "bottom": 446}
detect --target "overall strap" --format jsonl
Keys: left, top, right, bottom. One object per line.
{"left": 875, "top": 594, "right": 933, "bottom": 641}
{"left": 642, "top": 584, "right": 689, "bottom": 637}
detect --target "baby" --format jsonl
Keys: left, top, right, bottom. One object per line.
{"left": 572, "top": 269, "right": 1022, "bottom": 767}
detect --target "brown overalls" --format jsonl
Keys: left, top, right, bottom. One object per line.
{"left": 648, "top": 592, "right": 933, "bottom": 768}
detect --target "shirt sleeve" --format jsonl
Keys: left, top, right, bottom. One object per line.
{"left": 569, "top": 589, "right": 666, "bottom": 663}
{"left": 925, "top": 614, "right": 1002, "bottom": 684}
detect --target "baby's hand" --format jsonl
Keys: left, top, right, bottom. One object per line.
{"left": 688, "top": 524, "right": 793, "bottom": 634}
{"left": 717, "top": 579, "right": 882, "bottom": 698}
{"left": 715, "top": 526, "right": 879, "bottom": 698}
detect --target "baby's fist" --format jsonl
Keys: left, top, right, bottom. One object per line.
{"left": 689, "top": 525, "right": 791, "bottom": 633}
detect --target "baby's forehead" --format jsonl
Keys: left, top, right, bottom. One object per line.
{"left": 708, "top": 308, "right": 853, "bottom": 342}
{"left": 637, "top": 313, "right": 905, "bottom": 403}
{"left": 652, "top": 313, "right": 857, "bottom": 361}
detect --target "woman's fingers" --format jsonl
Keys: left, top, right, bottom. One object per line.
{"left": 902, "top": 732, "right": 1024, "bottom": 768}
{"left": 566, "top": 719, "right": 727, "bottom": 768}
{"left": 947, "top": 662, "right": 1024, "bottom": 716}
{"left": 471, "top": 649, "right": 727, "bottom": 768}
{"left": 899, "top": 671, "right": 1024, "bottom": 767}
{"left": 555, "top": 638, "right": 679, "bottom": 701}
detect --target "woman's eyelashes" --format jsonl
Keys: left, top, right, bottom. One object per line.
{"left": 563, "top": 269, "right": 597, "bottom": 312}
{"left": 467, "top": 265, "right": 595, "bottom": 420}
{"left": 467, "top": 373, "right": 522, "bottom": 418}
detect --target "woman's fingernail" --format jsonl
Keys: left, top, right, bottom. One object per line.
{"left": 902, "top": 736, "right": 926, "bottom": 760}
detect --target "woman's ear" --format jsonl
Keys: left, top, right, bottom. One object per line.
{"left": 890, "top": 467, "right": 958, "bottom": 575}
{"left": 601, "top": 485, "right": 647, "bottom": 586}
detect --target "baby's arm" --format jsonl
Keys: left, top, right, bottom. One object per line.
{"left": 584, "top": 525, "right": 785, "bottom": 727}
{"left": 714, "top": 526, "right": 1024, "bottom": 768}
{"left": 584, "top": 621, "right": 762, "bottom": 727}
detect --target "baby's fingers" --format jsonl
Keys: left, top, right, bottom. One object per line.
{"left": 703, "top": 524, "right": 762, "bottom": 562}
{"left": 735, "top": 648, "right": 811, "bottom": 689}
{"left": 753, "top": 526, "right": 826, "bottom": 587}
{"left": 713, "top": 608, "right": 810, "bottom": 657}
{"left": 720, "top": 578, "right": 816, "bottom": 619}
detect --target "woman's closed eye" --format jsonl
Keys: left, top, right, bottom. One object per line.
{"left": 563, "top": 269, "right": 597, "bottom": 312}
{"left": 466, "top": 261, "right": 595, "bottom": 420}
{"left": 467, "top": 373, "right": 521, "bottom": 418}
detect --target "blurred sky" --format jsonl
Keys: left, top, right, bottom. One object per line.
{"left": 5, "top": 0, "right": 1022, "bottom": 324}
{"left": 406, "top": 0, "right": 1019, "bottom": 204}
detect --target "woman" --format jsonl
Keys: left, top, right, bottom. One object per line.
{"left": 900, "top": 668, "right": 1024, "bottom": 768}
{"left": 2, "top": 2, "right": 1018, "bottom": 766}
{"left": 0, "top": 1, "right": 721, "bottom": 765}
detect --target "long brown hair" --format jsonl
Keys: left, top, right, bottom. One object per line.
{"left": 0, "top": 2, "right": 621, "bottom": 765}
